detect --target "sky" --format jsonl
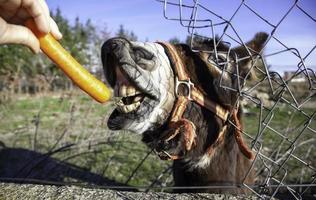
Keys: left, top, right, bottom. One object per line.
{"left": 46, "top": 0, "right": 316, "bottom": 73}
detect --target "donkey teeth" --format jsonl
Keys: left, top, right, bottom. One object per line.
{"left": 116, "top": 101, "right": 141, "bottom": 113}
{"left": 133, "top": 95, "right": 144, "bottom": 103}
{"left": 115, "top": 100, "right": 125, "bottom": 107}
{"left": 118, "top": 85, "right": 141, "bottom": 97}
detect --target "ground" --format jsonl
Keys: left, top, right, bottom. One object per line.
{"left": 0, "top": 91, "right": 315, "bottom": 196}
{"left": 0, "top": 183, "right": 261, "bottom": 200}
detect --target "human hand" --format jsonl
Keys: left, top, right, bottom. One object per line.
{"left": 0, "top": 0, "right": 62, "bottom": 53}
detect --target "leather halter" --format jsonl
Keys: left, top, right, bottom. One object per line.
{"left": 156, "top": 42, "right": 254, "bottom": 161}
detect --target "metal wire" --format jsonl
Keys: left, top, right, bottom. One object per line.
{"left": 155, "top": 0, "right": 316, "bottom": 199}
{"left": 1, "top": 1, "right": 315, "bottom": 200}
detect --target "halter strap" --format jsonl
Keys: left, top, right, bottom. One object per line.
{"left": 156, "top": 41, "right": 254, "bottom": 161}
{"left": 157, "top": 42, "right": 229, "bottom": 121}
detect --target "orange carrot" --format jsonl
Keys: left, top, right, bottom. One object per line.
{"left": 25, "top": 19, "right": 111, "bottom": 103}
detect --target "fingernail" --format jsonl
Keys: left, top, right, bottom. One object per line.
{"left": 32, "top": 46, "right": 40, "bottom": 54}
{"left": 58, "top": 31, "right": 63, "bottom": 39}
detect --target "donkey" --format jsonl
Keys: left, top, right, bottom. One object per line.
{"left": 101, "top": 32, "right": 268, "bottom": 193}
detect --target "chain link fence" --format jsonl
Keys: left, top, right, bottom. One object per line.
{"left": 0, "top": 1, "right": 315, "bottom": 200}
{"left": 155, "top": 0, "right": 315, "bottom": 199}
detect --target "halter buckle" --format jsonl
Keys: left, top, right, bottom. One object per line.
{"left": 175, "top": 77, "right": 194, "bottom": 101}
{"left": 157, "top": 150, "right": 180, "bottom": 160}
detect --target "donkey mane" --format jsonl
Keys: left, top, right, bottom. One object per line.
{"left": 190, "top": 36, "right": 230, "bottom": 52}
{"left": 143, "top": 33, "right": 268, "bottom": 193}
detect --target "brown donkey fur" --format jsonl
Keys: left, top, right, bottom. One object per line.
{"left": 102, "top": 32, "right": 268, "bottom": 193}
{"left": 143, "top": 33, "right": 268, "bottom": 193}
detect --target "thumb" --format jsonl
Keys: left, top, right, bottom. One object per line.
{"left": 0, "top": 19, "right": 40, "bottom": 53}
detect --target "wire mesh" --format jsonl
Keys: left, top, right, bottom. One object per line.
{"left": 155, "top": 0, "right": 315, "bottom": 199}
{"left": 0, "top": 1, "right": 315, "bottom": 200}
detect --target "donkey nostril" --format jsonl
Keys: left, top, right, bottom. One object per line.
{"left": 156, "top": 142, "right": 164, "bottom": 152}
{"left": 156, "top": 140, "right": 170, "bottom": 151}
{"left": 164, "top": 141, "right": 172, "bottom": 149}
{"left": 110, "top": 43, "right": 118, "bottom": 50}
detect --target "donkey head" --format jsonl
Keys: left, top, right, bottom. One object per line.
{"left": 101, "top": 33, "right": 268, "bottom": 160}
{"left": 102, "top": 38, "right": 176, "bottom": 134}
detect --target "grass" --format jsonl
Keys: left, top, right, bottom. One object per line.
{"left": 0, "top": 91, "right": 314, "bottom": 189}
{"left": 0, "top": 91, "right": 171, "bottom": 188}
{"left": 243, "top": 100, "right": 316, "bottom": 185}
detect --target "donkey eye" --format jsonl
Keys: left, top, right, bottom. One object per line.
{"left": 208, "top": 53, "right": 228, "bottom": 69}
{"left": 216, "top": 53, "right": 229, "bottom": 65}
{"left": 132, "top": 47, "right": 156, "bottom": 71}
{"left": 135, "top": 49, "right": 145, "bottom": 59}
{"left": 133, "top": 47, "right": 154, "bottom": 61}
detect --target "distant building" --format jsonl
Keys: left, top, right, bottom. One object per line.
{"left": 283, "top": 71, "right": 307, "bottom": 82}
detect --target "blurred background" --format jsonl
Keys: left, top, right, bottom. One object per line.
{"left": 1, "top": 0, "right": 315, "bottom": 95}
{"left": 0, "top": 0, "right": 315, "bottom": 199}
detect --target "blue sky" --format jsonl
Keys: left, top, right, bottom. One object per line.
{"left": 46, "top": 0, "right": 316, "bottom": 72}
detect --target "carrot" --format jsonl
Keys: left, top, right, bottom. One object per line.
{"left": 25, "top": 19, "right": 111, "bottom": 103}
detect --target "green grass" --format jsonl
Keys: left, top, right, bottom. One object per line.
{"left": 243, "top": 103, "right": 316, "bottom": 184}
{"left": 0, "top": 92, "right": 314, "bottom": 188}
{"left": 0, "top": 92, "right": 170, "bottom": 187}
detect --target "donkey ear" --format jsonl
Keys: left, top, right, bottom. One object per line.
{"left": 233, "top": 32, "right": 269, "bottom": 79}
{"left": 234, "top": 32, "right": 269, "bottom": 54}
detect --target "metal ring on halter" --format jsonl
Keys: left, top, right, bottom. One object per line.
{"left": 175, "top": 77, "right": 194, "bottom": 101}
{"left": 158, "top": 150, "right": 181, "bottom": 160}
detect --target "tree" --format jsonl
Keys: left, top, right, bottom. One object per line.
{"left": 90, "top": 25, "right": 111, "bottom": 80}
{"left": 0, "top": 8, "right": 106, "bottom": 93}
{"left": 185, "top": 35, "right": 192, "bottom": 45}
{"left": 48, "top": 9, "right": 103, "bottom": 90}
{"left": 169, "top": 37, "right": 181, "bottom": 45}
{"left": 116, "top": 24, "right": 126, "bottom": 38}
{"left": 116, "top": 24, "right": 138, "bottom": 41}
{"left": 129, "top": 31, "right": 138, "bottom": 42}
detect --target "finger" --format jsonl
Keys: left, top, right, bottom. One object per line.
{"left": 0, "top": 18, "right": 40, "bottom": 53}
{"left": 0, "top": 0, "right": 20, "bottom": 20}
{"left": 37, "top": 0, "right": 50, "bottom": 27}
{"left": 38, "top": 0, "right": 62, "bottom": 40}
{"left": 7, "top": 8, "right": 29, "bottom": 24}
{"left": 11, "top": 15, "right": 62, "bottom": 40}
{"left": 49, "top": 17, "right": 62, "bottom": 40}
{"left": 0, "top": 8, "right": 16, "bottom": 21}
{"left": 22, "top": 0, "right": 49, "bottom": 33}
{"left": 38, "top": 0, "right": 50, "bottom": 16}
{"left": 0, "top": 17, "right": 6, "bottom": 36}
